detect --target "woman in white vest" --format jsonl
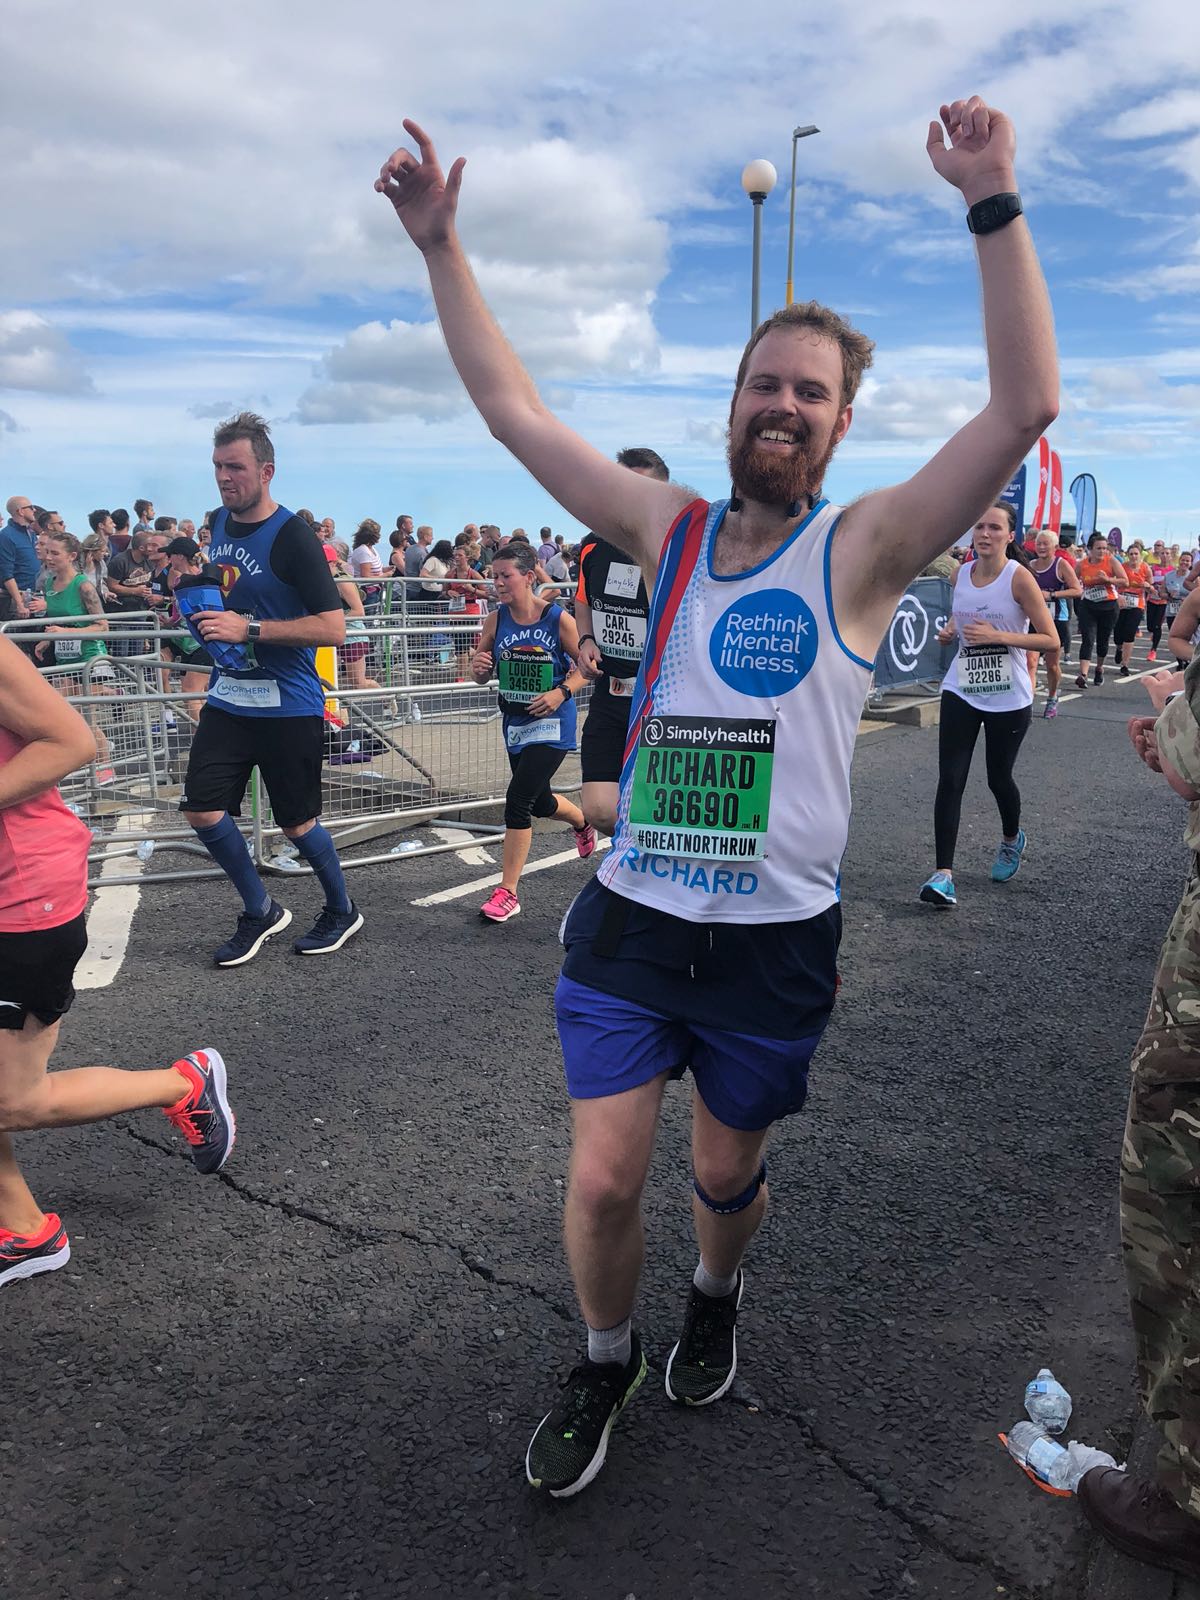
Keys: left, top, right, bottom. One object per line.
{"left": 919, "top": 502, "right": 1057, "bottom": 907}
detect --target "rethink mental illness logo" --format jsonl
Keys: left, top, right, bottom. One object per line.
{"left": 708, "top": 588, "right": 819, "bottom": 697}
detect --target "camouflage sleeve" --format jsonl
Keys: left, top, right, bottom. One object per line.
{"left": 1156, "top": 655, "right": 1200, "bottom": 790}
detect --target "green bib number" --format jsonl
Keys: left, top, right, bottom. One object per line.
{"left": 628, "top": 715, "right": 774, "bottom": 862}
{"left": 499, "top": 651, "right": 554, "bottom": 706}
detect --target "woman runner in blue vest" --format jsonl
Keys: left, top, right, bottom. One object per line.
{"left": 470, "top": 542, "right": 595, "bottom": 921}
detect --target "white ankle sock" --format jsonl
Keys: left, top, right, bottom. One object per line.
{"left": 693, "top": 1259, "right": 739, "bottom": 1299}
{"left": 587, "top": 1317, "right": 632, "bottom": 1366}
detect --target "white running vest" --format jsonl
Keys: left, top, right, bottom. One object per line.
{"left": 599, "top": 497, "right": 872, "bottom": 924}
{"left": 940, "top": 560, "right": 1033, "bottom": 713}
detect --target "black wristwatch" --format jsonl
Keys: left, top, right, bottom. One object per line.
{"left": 246, "top": 618, "right": 262, "bottom": 643}
{"left": 559, "top": 684, "right": 573, "bottom": 702}
{"left": 576, "top": 633, "right": 596, "bottom": 649}
{"left": 966, "top": 192, "right": 1023, "bottom": 236}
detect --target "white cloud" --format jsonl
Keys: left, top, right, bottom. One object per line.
{"left": 0, "top": 313, "right": 94, "bottom": 394}
{"left": 1108, "top": 90, "right": 1200, "bottom": 141}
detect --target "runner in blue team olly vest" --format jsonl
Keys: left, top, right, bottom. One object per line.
{"left": 470, "top": 541, "right": 595, "bottom": 922}
{"left": 181, "top": 412, "right": 363, "bottom": 966}
{"left": 380, "top": 100, "right": 1060, "bottom": 1499}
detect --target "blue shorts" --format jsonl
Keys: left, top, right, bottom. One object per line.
{"left": 555, "top": 879, "right": 839, "bottom": 1132}
{"left": 555, "top": 976, "right": 824, "bottom": 1132}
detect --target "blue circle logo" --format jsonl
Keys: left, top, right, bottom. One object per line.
{"left": 708, "top": 587, "right": 819, "bottom": 697}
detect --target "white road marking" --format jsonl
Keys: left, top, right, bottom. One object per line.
{"left": 430, "top": 824, "right": 496, "bottom": 867}
{"left": 412, "top": 837, "right": 611, "bottom": 907}
{"left": 76, "top": 817, "right": 144, "bottom": 989}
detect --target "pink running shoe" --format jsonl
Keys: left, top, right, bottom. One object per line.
{"left": 574, "top": 824, "right": 597, "bottom": 860}
{"left": 480, "top": 886, "right": 521, "bottom": 923}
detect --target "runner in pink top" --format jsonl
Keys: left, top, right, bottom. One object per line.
{"left": 0, "top": 636, "right": 237, "bottom": 1290}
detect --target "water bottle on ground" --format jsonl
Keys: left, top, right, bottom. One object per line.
{"left": 1004, "top": 1422, "right": 1120, "bottom": 1494}
{"left": 1024, "top": 1368, "right": 1072, "bottom": 1435}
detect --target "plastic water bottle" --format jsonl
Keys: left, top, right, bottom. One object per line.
{"left": 1005, "top": 1423, "right": 1120, "bottom": 1493}
{"left": 389, "top": 839, "right": 422, "bottom": 855}
{"left": 1024, "top": 1369, "right": 1072, "bottom": 1435}
{"left": 136, "top": 840, "right": 156, "bottom": 862}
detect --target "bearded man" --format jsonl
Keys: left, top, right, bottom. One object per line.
{"left": 377, "top": 96, "right": 1058, "bottom": 1498}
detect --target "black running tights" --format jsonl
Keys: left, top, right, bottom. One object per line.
{"left": 1147, "top": 602, "right": 1167, "bottom": 650}
{"left": 934, "top": 692, "right": 1032, "bottom": 870}
{"left": 1076, "top": 598, "right": 1119, "bottom": 664}
{"left": 505, "top": 743, "right": 568, "bottom": 829}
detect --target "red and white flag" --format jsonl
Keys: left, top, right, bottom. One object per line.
{"left": 1032, "top": 437, "right": 1051, "bottom": 527}
{"left": 1048, "top": 450, "right": 1063, "bottom": 535}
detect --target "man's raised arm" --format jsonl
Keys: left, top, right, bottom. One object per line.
{"left": 844, "top": 97, "right": 1059, "bottom": 594}
{"left": 376, "top": 121, "right": 688, "bottom": 567}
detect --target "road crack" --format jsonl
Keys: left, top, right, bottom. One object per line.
{"left": 121, "top": 1125, "right": 575, "bottom": 1322}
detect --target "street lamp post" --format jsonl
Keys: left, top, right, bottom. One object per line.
{"left": 785, "top": 124, "right": 819, "bottom": 308}
{"left": 741, "top": 158, "right": 777, "bottom": 337}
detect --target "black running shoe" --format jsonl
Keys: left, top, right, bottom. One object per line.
{"left": 163, "top": 1048, "right": 236, "bottom": 1174}
{"left": 214, "top": 900, "right": 292, "bottom": 967}
{"left": 526, "top": 1333, "right": 646, "bottom": 1498}
{"left": 665, "top": 1271, "right": 744, "bottom": 1406}
{"left": 293, "top": 901, "right": 364, "bottom": 955}
{"left": 0, "top": 1213, "right": 70, "bottom": 1289}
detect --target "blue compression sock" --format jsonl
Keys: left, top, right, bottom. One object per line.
{"left": 193, "top": 816, "right": 271, "bottom": 916}
{"left": 291, "top": 823, "right": 351, "bottom": 912}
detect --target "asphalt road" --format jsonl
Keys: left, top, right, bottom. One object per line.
{"left": 3, "top": 658, "right": 1191, "bottom": 1600}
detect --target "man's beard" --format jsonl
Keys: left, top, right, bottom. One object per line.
{"left": 726, "top": 418, "right": 838, "bottom": 509}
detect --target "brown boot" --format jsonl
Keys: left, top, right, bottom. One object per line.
{"left": 1078, "top": 1466, "right": 1200, "bottom": 1580}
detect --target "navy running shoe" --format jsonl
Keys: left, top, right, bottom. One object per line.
{"left": 293, "top": 902, "right": 364, "bottom": 955}
{"left": 214, "top": 900, "right": 292, "bottom": 967}
{"left": 163, "top": 1048, "right": 236, "bottom": 1174}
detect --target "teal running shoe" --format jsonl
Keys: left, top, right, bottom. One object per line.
{"left": 919, "top": 871, "right": 957, "bottom": 907}
{"left": 991, "top": 829, "right": 1026, "bottom": 883}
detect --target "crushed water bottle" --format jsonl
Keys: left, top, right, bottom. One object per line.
{"left": 389, "top": 839, "right": 422, "bottom": 855}
{"left": 1004, "top": 1422, "right": 1120, "bottom": 1494}
{"left": 1024, "top": 1369, "right": 1072, "bottom": 1435}
{"left": 136, "top": 840, "right": 155, "bottom": 863}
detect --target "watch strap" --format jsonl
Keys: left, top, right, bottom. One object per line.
{"left": 966, "top": 192, "right": 1023, "bottom": 236}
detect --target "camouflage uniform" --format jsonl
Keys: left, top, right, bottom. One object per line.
{"left": 1123, "top": 659, "right": 1200, "bottom": 1518}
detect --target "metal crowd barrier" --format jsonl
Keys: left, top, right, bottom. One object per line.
{"left": 3, "top": 601, "right": 589, "bottom": 888}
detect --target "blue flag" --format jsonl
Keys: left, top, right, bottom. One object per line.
{"left": 998, "top": 464, "right": 1027, "bottom": 533}
{"left": 1069, "top": 473, "right": 1098, "bottom": 540}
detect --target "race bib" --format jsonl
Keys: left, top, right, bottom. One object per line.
{"left": 604, "top": 563, "right": 642, "bottom": 600}
{"left": 448, "top": 592, "right": 466, "bottom": 613}
{"left": 1120, "top": 592, "right": 1142, "bottom": 609}
{"left": 594, "top": 604, "right": 646, "bottom": 665}
{"left": 961, "top": 645, "right": 1013, "bottom": 698}
{"left": 210, "top": 673, "right": 282, "bottom": 710}
{"left": 628, "top": 715, "right": 774, "bottom": 862}
{"left": 498, "top": 649, "right": 554, "bottom": 706}
{"left": 55, "top": 635, "right": 83, "bottom": 662}
{"left": 505, "top": 717, "right": 561, "bottom": 751}
{"left": 1083, "top": 584, "right": 1111, "bottom": 601}
{"left": 608, "top": 674, "right": 638, "bottom": 698}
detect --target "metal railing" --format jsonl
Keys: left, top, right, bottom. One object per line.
{"left": 5, "top": 608, "right": 589, "bottom": 887}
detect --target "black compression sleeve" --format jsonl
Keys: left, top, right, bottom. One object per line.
{"left": 270, "top": 517, "right": 341, "bottom": 615}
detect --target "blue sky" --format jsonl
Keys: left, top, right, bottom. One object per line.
{"left": 2, "top": 0, "right": 1198, "bottom": 545}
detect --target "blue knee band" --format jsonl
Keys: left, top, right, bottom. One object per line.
{"left": 693, "top": 1161, "right": 767, "bottom": 1216}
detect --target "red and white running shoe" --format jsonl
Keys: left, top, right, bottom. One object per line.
{"left": 0, "top": 1213, "right": 70, "bottom": 1289}
{"left": 574, "top": 824, "right": 597, "bottom": 861}
{"left": 480, "top": 886, "right": 521, "bottom": 923}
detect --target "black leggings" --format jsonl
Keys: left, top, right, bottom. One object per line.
{"left": 504, "top": 743, "right": 569, "bottom": 829}
{"left": 1147, "top": 602, "right": 1167, "bottom": 650}
{"left": 1055, "top": 616, "right": 1071, "bottom": 655}
{"left": 1076, "top": 597, "right": 1119, "bottom": 664}
{"left": 935, "top": 692, "right": 1032, "bottom": 869}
